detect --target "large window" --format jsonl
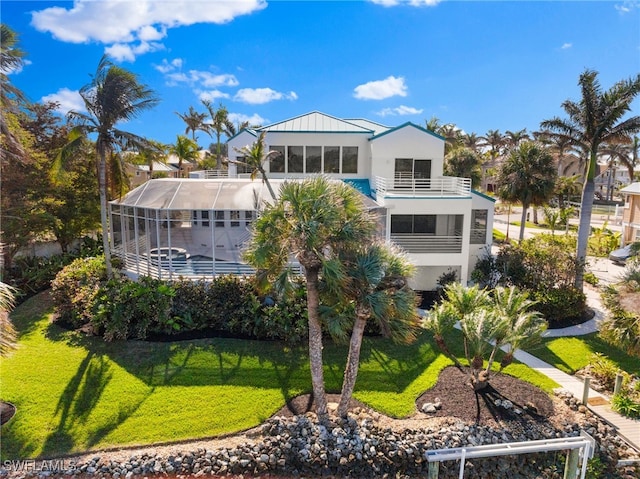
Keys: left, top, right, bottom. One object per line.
{"left": 270, "top": 146, "right": 285, "bottom": 173}
{"left": 324, "top": 146, "right": 340, "bottom": 173}
{"left": 394, "top": 158, "right": 432, "bottom": 187}
{"left": 342, "top": 146, "right": 358, "bottom": 174}
{"left": 235, "top": 155, "right": 252, "bottom": 174}
{"left": 288, "top": 146, "right": 303, "bottom": 173}
{"left": 391, "top": 215, "right": 436, "bottom": 234}
{"left": 471, "top": 209, "right": 488, "bottom": 244}
{"left": 306, "top": 146, "right": 322, "bottom": 173}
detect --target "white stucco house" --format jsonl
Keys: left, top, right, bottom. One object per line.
{"left": 111, "top": 112, "right": 494, "bottom": 291}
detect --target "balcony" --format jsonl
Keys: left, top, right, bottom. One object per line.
{"left": 374, "top": 176, "right": 471, "bottom": 198}
{"left": 390, "top": 234, "right": 462, "bottom": 254}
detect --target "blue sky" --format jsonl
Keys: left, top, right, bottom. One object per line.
{"left": 3, "top": 0, "right": 640, "bottom": 149}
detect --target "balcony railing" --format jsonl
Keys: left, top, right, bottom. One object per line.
{"left": 375, "top": 176, "right": 471, "bottom": 197}
{"left": 390, "top": 234, "right": 462, "bottom": 254}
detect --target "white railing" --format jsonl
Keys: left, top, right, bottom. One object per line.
{"left": 390, "top": 234, "right": 462, "bottom": 254}
{"left": 375, "top": 176, "right": 471, "bottom": 197}
{"left": 189, "top": 169, "right": 229, "bottom": 179}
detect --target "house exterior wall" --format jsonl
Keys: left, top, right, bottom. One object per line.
{"left": 621, "top": 188, "right": 640, "bottom": 243}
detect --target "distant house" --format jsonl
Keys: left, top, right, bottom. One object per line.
{"left": 111, "top": 111, "right": 495, "bottom": 291}
{"left": 620, "top": 182, "right": 640, "bottom": 243}
{"left": 126, "top": 161, "right": 177, "bottom": 188}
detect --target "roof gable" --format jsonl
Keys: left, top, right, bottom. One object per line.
{"left": 259, "top": 111, "right": 374, "bottom": 134}
{"left": 370, "top": 122, "right": 445, "bottom": 142}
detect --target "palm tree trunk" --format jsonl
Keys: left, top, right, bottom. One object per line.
{"left": 576, "top": 176, "right": 595, "bottom": 291}
{"left": 305, "top": 267, "right": 328, "bottom": 419}
{"left": 216, "top": 132, "right": 222, "bottom": 170}
{"left": 519, "top": 203, "right": 528, "bottom": 242}
{"left": 337, "top": 312, "right": 367, "bottom": 417}
{"left": 258, "top": 167, "right": 277, "bottom": 201}
{"left": 97, "top": 144, "right": 113, "bottom": 277}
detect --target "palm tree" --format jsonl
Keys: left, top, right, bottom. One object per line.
{"left": 175, "top": 106, "right": 208, "bottom": 145}
{"left": 461, "top": 132, "right": 483, "bottom": 153}
{"left": 504, "top": 128, "right": 529, "bottom": 152}
{"left": 496, "top": 142, "right": 557, "bottom": 241}
{"left": 439, "top": 124, "right": 462, "bottom": 154}
{"left": 0, "top": 282, "right": 17, "bottom": 356}
{"left": 0, "top": 24, "right": 27, "bottom": 160}
{"left": 601, "top": 137, "right": 639, "bottom": 189}
{"left": 56, "top": 55, "right": 159, "bottom": 277}
{"left": 169, "top": 135, "right": 199, "bottom": 178}
{"left": 136, "top": 139, "right": 167, "bottom": 179}
{"left": 202, "top": 101, "right": 229, "bottom": 169}
{"left": 541, "top": 70, "right": 640, "bottom": 290}
{"left": 482, "top": 129, "right": 505, "bottom": 161}
{"left": 336, "top": 242, "right": 419, "bottom": 417}
{"left": 444, "top": 146, "right": 482, "bottom": 188}
{"left": 224, "top": 119, "right": 251, "bottom": 138}
{"left": 244, "top": 176, "right": 377, "bottom": 419}
{"left": 232, "top": 131, "right": 278, "bottom": 200}
{"left": 425, "top": 116, "right": 442, "bottom": 133}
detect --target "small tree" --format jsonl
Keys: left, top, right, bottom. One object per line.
{"left": 423, "top": 283, "right": 546, "bottom": 391}
{"left": 232, "top": 131, "right": 278, "bottom": 200}
{"left": 0, "top": 282, "right": 18, "bottom": 356}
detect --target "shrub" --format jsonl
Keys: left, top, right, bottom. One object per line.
{"left": 532, "top": 287, "right": 586, "bottom": 326}
{"left": 600, "top": 286, "right": 640, "bottom": 357}
{"left": 50, "top": 256, "right": 108, "bottom": 328}
{"left": 589, "top": 353, "right": 623, "bottom": 391}
{"left": 611, "top": 393, "right": 640, "bottom": 419}
{"left": 92, "top": 276, "right": 175, "bottom": 341}
{"left": 169, "top": 279, "right": 220, "bottom": 331}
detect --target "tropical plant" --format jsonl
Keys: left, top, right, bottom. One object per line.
{"left": 542, "top": 206, "right": 561, "bottom": 235}
{"left": 541, "top": 69, "right": 640, "bottom": 290}
{"left": 424, "top": 283, "right": 546, "bottom": 391}
{"left": 482, "top": 129, "right": 505, "bottom": 160}
{"left": 334, "top": 241, "right": 420, "bottom": 417}
{"left": 0, "top": 282, "right": 18, "bottom": 356}
{"left": 444, "top": 147, "right": 482, "bottom": 188}
{"left": 134, "top": 139, "right": 167, "bottom": 179}
{"left": 0, "top": 24, "right": 26, "bottom": 158}
{"left": 55, "top": 55, "right": 159, "bottom": 277}
{"left": 232, "top": 131, "right": 278, "bottom": 200}
{"left": 504, "top": 128, "right": 529, "bottom": 151}
{"left": 496, "top": 142, "right": 557, "bottom": 241}
{"left": 169, "top": 135, "right": 199, "bottom": 178}
{"left": 175, "top": 105, "right": 208, "bottom": 144}
{"left": 202, "top": 101, "right": 229, "bottom": 169}
{"left": 243, "top": 176, "right": 377, "bottom": 418}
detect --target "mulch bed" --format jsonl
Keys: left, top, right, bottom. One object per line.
{"left": 0, "top": 401, "right": 16, "bottom": 426}
{"left": 274, "top": 366, "right": 555, "bottom": 426}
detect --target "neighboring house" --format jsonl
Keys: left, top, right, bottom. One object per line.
{"left": 126, "top": 161, "right": 178, "bottom": 188}
{"left": 111, "top": 111, "right": 495, "bottom": 291}
{"left": 620, "top": 182, "right": 640, "bottom": 243}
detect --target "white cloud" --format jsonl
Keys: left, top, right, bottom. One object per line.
{"left": 154, "top": 58, "right": 184, "bottom": 74}
{"left": 105, "top": 41, "right": 164, "bottom": 62}
{"left": 615, "top": 2, "right": 639, "bottom": 14}
{"left": 370, "top": 0, "right": 441, "bottom": 6}
{"left": 40, "top": 88, "right": 85, "bottom": 114}
{"left": 2, "top": 59, "right": 32, "bottom": 75}
{"left": 30, "top": 0, "right": 266, "bottom": 60}
{"left": 354, "top": 76, "right": 408, "bottom": 100}
{"left": 376, "top": 105, "right": 424, "bottom": 117}
{"left": 234, "top": 88, "right": 298, "bottom": 104}
{"left": 164, "top": 69, "right": 239, "bottom": 88}
{"left": 197, "top": 90, "right": 231, "bottom": 102}
{"left": 228, "top": 112, "right": 267, "bottom": 127}
{"left": 561, "top": 43, "right": 572, "bottom": 50}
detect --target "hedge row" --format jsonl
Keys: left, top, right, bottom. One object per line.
{"left": 51, "top": 256, "right": 308, "bottom": 344}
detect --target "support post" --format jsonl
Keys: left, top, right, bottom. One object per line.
{"left": 563, "top": 448, "right": 580, "bottom": 479}
{"left": 614, "top": 374, "right": 623, "bottom": 395}
{"left": 428, "top": 461, "right": 439, "bottom": 479}
{"left": 582, "top": 376, "right": 591, "bottom": 405}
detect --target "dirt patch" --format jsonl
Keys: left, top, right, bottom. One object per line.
{"left": 1, "top": 401, "right": 16, "bottom": 426}
{"left": 619, "top": 289, "right": 640, "bottom": 315}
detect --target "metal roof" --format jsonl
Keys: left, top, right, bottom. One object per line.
{"left": 620, "top": 182, "right": 640, "bottom": 194}
{"left": 259, "top": 111, "right": 374, "bottom": 133}
{"left": 343, "top": 118, "right": 390, "bottom": 136}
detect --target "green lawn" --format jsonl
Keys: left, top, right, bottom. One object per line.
{"left": 1, "top": 291, "right": 557, "bottom": 460}
{"left": 526, "top": 334, "right": 640, "bottom": 376}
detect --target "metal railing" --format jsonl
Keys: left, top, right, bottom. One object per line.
{"left": 390, "top": 234, "right": 463, "bottom": 254}
{"left": 375, "top": 176, "right": 471, "bottom": 197}
{"left": 189, "top": 169, "right": 229, "bottom": 179}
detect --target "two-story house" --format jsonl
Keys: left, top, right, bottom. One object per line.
{"left": 110, "top": 112, "right": 494, "bottom": 291}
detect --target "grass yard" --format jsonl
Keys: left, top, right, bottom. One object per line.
{"left": 1, "top": 291, "right": 557, "bottom": 460}
{"left": 526, "top": 334, "right": 640, "bottom": 376}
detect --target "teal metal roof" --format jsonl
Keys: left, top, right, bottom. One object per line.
{"left": 370, "top": 122, "right": 445, "bottom": 141}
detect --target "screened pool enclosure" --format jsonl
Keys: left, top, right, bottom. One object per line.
{"left": 110, "top": 178, "right": 286, "bottom": 280}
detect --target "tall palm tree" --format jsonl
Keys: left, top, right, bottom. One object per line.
{"left": 554, "top": 174, "right": 581, "bottom": 208}
{"left": 169, "top": 135, "right": 199, "bottom": 178}
{"left": 444, "top": 146, "right": 483, "bottom": 188}
{"left": 461, "top": 132, "right": 483, "bottom": 153}
{"left": 439, "top": 123, "right": 462, "bottom": 154}
{"left": 56, "top": 55, "right": 159, "bottom": 277}
{"left": 232, "top": 131, "right": 277, "bottom": 200}
{"left": 335, "top": 242, "right": 419, "bottom": 417}
{"left": 224, "top": 119, "right": 251, "bottom": 138}
{"left": 244, "top": 176, "right": 377, "bottom": 419}
{"left": 0, "top": 24, "right": 27, "bottom": 160}
{"left": 202, "top": 100, "right": 229, "bottom": 169}
{"left": 482, "top": 129, "right": 505, "bottom": 161}
{"left": 136, "top": 139, "right": 167, "bottom": 179}
{"left": 175, "top": 106, "right": 208, "bottom": 145}
{"left": 601, "top": 137, "right": 640, "bottom": 187}
{"left": 425, "top": 116, "right": 442, "bottom": 133}
{"left": 504, "top": 128, "right": 529, "bottom": 152}
{"left": 541, "top": 70, "right": 640, "bottom": 290}
{"left": 497, "top": 142, "right": 557, "bottom": 241}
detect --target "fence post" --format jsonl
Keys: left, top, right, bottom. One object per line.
{"left": 582, "top": 376, "right": 591, "bottom": 405}
{"left": 428, "top": 461, "right": 439, "bottom": 479}
{"left": 563, "top": 448, "right": 580, "bottom": 479}
{"left": 614, "top": 374, "right": 623, "bottom": 395}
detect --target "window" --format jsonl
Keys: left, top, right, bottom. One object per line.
{"left": 324, "top": 146, "right": 340, "bottom": 173}
{"left": 230, "top": 210, "right": 240, "bottom": 227}
{"left": 287, "top": 146, "right": 303, "bottom": 173}
{"left": 244, "top": 210, "right": 254, "bottom": 226}
{"left": 391, "top": 214, "right": 436, "bottom": 234}
{"left": 235, "top": 156, "right": 252, "bottom": 174}
{"left": 342, "top": 146, "right": 358, "bottom": 174}
{"left": 306, "top": 146, "right": 322, "bottom": 173}
{"left": 270, "top": 146, "right": 285, "bottom": 173}
{"left": 215, "top": 211, "right": 225, "bottom": 227}
{"left": 471, "top": 210, "right": 487, "bottom": 244}
{"left": 394, "top": 158, "right": 432, "bottom": 187}
{"left": 201, "top": 211, "right": 210, "bottom": 227}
